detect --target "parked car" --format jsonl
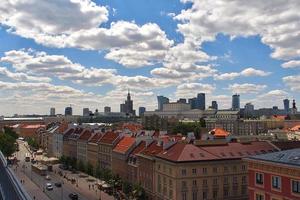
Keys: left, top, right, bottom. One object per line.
{"left": 46, "top": 183, "right": 53, "bottom": 191}
{"left": 45, "top": 175, "right": 51, "bottom": 180}
{"left": 55, "top": 182, "right": 62, "bottom": 187}
{"left": 68, "top": 193, "right": 78, "bottom": 200}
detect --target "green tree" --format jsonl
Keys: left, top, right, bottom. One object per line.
{"left": 0, "top": 133, "right": 16, "bottom": 158}
{"left": 122, "top": 181, "right": 132, "bottom": 195}
{"left": 86, "top": 162, "right": 94, "bottom": 176}
{"left": 26, "top": 137, "right": 39, "bottom": 149}
{"left": 95, "top": 164, "right": 102, "bottom": 179}
{"left": 132, "top": 183, "right": 146, "bottom": 200}
{"left": 77, "top": 159, "right": 85, "bottom": 172}
{"left": 3, "top": 127, "right": 18, "bottom": 140}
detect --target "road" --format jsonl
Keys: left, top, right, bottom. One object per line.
{"left": 15, "top": 140, "right": 113, "bottom": 200}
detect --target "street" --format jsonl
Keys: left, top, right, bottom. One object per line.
{"left": 13, "top": 140, "right": 114, "bottom": 200}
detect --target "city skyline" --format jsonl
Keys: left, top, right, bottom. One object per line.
{"left": 1, "top": 0, "right": 300, "bottom": 115}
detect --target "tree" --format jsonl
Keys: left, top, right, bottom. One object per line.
{"left": 122, "top": 181, "right": 132, "bottom": 195}
{"left": 95, "top": 164, "right": 102, "bottom": 179}
{"left": 77, "top": 159, "right": 85, "bottom": 172}
{"left": 86, "top": 162, "right": 94, "bottom": 176}
{"left": 26, "top": 137, "right": 39, "bottom": 150}
{"left": 3, "top": 127, "right": 18, "bottom": 140}
{"left": 0, "top": 133, "right": 16, "bottom": 158}
{"left": 132, "top": 183, "right": 146, "bottom": 200}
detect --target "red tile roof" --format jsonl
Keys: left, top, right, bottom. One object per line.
{"left": 290, "top": 125, "right": 300, "bottom": 131}
{"left": 157, "top": 143, "right": 219, "bottom": 162}
{"left": 78, "top": 129, "right": 93, "bottom": 141}
{"left": 89, "top": 133, "right": 103, "bottom": 143}
{"left": 272, "top": 141, "right": 300, "bottom": 150}
{"left": 122, "top": 123, "right": 142, "bottom": 133}
{"left": 113, "top": 137, "right": 136, "bottom": 154}
{"left": 200, "top": 141, "right": 277, "bottom": 159}
{"left": 139, "top": 141, "right": 163, "bottom": 157}
{"left": 63, "top": 128, "right": 75, "bottom": 138}
{"left": 131, "top": 141, "right": 146, "bottom": 155}
{"left": 99, "top": 132, "right": 119, "bottom": 144}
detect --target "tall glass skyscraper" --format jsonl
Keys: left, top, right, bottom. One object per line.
{"left": 196, "top": 93, "right": 205, "bottom": 110}
{"left": 157, "top": 96, "right": 169, "bottom": 111}
{"left": 283, "top": 99, "right": 290, "bottom": 114}
{"left": 232, "top": 94, "right": 240, "bottom": 110}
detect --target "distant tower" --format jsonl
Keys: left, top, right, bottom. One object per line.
{"left": 83, "top": 108, "right": 90, "bottom": 116}
{"left": 244, "top": 103, "right": 254, "bottom": 118}
{"left": 232, "top": 94, "right": 240, "bottom": 110}
{"left": 139, "top": 107, "right": 146, "bottom": 116}
{"left": 291, "top": 99, "right": 297, "bottom": 115}
{"left": 65, "top": 106, "right": 72, "bottom": 116}
{"left": 196, "top": 93, "right": 205, "bottom": 110}
{"left": 211, "top": 101, "right": 218, "bottom": 110}
{"left": 188, "top": 98, "right": 197, "bottom": 109}
{"left": 104, "top": 106, "right": 111, "bottom": 113}
{"left": 157, "top": 96, "right": 169, "bottom": 111}
{"left": 50, "top": 107, "right": 55, "bottom": 116}
{"left": 283, "top": 99, "right": 290, "bottom": 114}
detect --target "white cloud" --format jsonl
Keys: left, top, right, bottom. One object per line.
{"left": 0, "top": 66, "right": 51, "bottom": 82}
{"left": 176, "top": 0, "right": 300, "bottom": 61}
{"left": 175, "top": 83, "right": 215, "bottom": 98}
{"left": 282, "top": 60, "right": 300, "bottom": 68}
{"left": 214, "top": 67, "right": 271, "bottom": 80}
{"left": 227, "top": 83, "right": 267, "bottom": 94}
{"left": 283, "top": 75, "right": 300, "bottom": 91}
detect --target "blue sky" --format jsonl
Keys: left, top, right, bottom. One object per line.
{"left": 0, "top": 0, "right": 299, "bottom": 115}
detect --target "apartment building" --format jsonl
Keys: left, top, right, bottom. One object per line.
{"left": 98, "top": 131, "right": 121, "bottom": 169}
{"left": 63, "top": 127, "right": 83, "bottom": 158}
{"left": 245, "top": 148, "right": 300, "bottom": 200}
{"left": 87, "top": 132, "right": 103, "bottom": 169}
{"left": 77, "top": 129, "right": 93, "bottom": 162}
{"left": 154, "top": 141, "right": 278, "bottom": 200}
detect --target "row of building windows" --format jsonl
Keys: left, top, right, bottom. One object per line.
{"left": 181, "top": 176, "right": 247, "bottom": 188}
{"left": 180, "top": 165, "right": 246, "bottom": 176}
{"left": 255, "top": 172, "right": 300, "bottom": 194}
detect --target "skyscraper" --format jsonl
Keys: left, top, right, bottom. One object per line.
{"left": 157, "top": 96, "right": 169, "bottom": 111}
{"left": 292, "top": 99, "right": 297, "bottom": 114}
{"left": 65, "top": 106, "right": 72, "bottom": 116}
{"left": 211, "top": 101, "right": 218, "bottom": 110}
{"left": 104, "top": 106, "right": 111, "bottom": 113}
{"left": 177, "top": 98, "right": 187, "bottom": 103}
{"left": 244, "top": 102, "right": 254, "bottom": 118}
{"left": 83, "top": 108, "right": 90, "bottom": 116}
{"left": 283, "top": 99, "right": 290, "bottom": 114}
{"left": 196, "top": 93, "right": 205, "bottom": 110}
{"left": 139, "top": 107, "right": 146, "bottom": 116}
{"left": 232, "top": 94, "right": 240, "bottom": 110}
{"left": 50, "top": 107, "right": 55, "bottom": 116}
{"left": 188, "top": 98, "right": 197, "bottom": 109}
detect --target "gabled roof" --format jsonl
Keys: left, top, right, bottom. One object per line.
{"left": 63, "top": 128, "right": 75, "bottom": 139}
{"left": 130, "top": 141, "right": 146, "bottom": 156}
{"left": 139, "top": 141, "right": 163, "bottom": 157}
{"left": 99, "top": 131, "right": 119, "bottom": 144}
{"left": 88, "top": 133, "right": 103, "bottom": 143}
{"left": 113, "top": 137, "right": 136, "bottom": 154}
{"left": 247, "top": 148, "right": 300, "bottom": 168}
{"left": 78, "top": 129, "right": 93, "bottom": 141}
{"left": 157, "top": 143, "right": 219, "bottom": 162}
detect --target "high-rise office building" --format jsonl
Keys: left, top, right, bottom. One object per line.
{"left": 65, "top": 106, "right": 72, "bottom": 116}
{"left": 211, "top": 101, "right": 218, "bottom": 110}
{"left": 83, "top": 108, "right": 90, "bottom": 116}
{"left": 104, "top": 106, "right": 111, "bottom": 113}
{"left": 244, "top": 102, "right": 254, "bottom": 118}
{"left": 50, "top": 107, "right": 55, "bottom": 116}
{"left": 139, "top": 107, "right": 146, "bottom": 116}
{"left": 283, "top": 99, "right": 290, "bottom": 114}
{"left": 177, "top": 98, "right": 187, "bottom": 104}
{"left": 232, "top": 94, "right": 240, "bottom": 110}
{"left": 188, "top": 98, "right": 197, "bottom": 109}
{"left": 157, "top": 96, "right": 169, "bottom": 111}
{"left": 196, "top": 93, "right": 205, "bottom": 110}
{"left": 120, "top": 104, "right": 125, "bottom": 113}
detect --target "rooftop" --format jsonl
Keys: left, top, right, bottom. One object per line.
{"left": 209, "top": 128, "right": 230, "bottom": 137}
{"left": 247, "top": 148, "right": 300, "bottom": 168}
{"left": 99, "top": 131, "right": 119, "bottom": 144}
{"left": 272, "top": 141, "right": 300, "bottom": 150}
{"left": 78, "top": 129, "right": 93, "bottom": 141}
{"left": 139, "top": 141, "right": 163, "bottom": 157}
{"left": 113, "top": 136, "right": 136, "bottom": 154}
{"left": 21, "top": 124, "right": 45, "bottom": 129}
{"left": 88, "top": 133, "right": 103, "bottom": 143}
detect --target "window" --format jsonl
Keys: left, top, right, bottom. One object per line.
{"left": 192, "top": 180, "right": 197, "bottom": 186}
{"left": 203, "top": 179, "right": 207, "bottom": 186}
{"left": 192, "top": 191, "right": 197, "bottom": 200}
{"left": 182, "top": 169, "right": 187, "bottom": 176}
{"left": 241, "top": 185, "right": 247, "bottom": 195}
{"left": 292, "top": 180, "right": 300, "bottom": 194}
{"left": 182, "top": 181, "right": 187, "bottom": 188}
{"left": 169, "top": 190, "right": 173, "bottom": 199}
{"left": 213, "top": 167, "right": 217, "bottom": 173}
{"left": 224, "top": 187, "right": 229, "bottom": 197}
{"left": 256, "top": 173, "right": 264, "bottom": 185}
{"left": 213, "top": 190, "right": 218, "bottom": 198}
{"left": 203, "top": 168, "right": 207, "bottom": 174}
{"left": 213, "top": 178, "right": 218, "bottom": 185}
{"left": 232, "top": 166, "right": 237, "bottom": 172}
{"left": 224, "top": 166, "right": 228, "bottom": 172}
{"left": 182, "top": 192, "right": 187, "bottom": 200}
{"left": 192, "top": 168, "right": 197, "bottom": 174}
{"left": 169, "top": 179, "right": 173, "bottom": 188}
{"left": 242, "top": 165, "right": 246, "bottom": 171}
{"left": 242, "top": 176, "right": 247, "bottom": 184}
{"left": 224, "top": 177, "right": 228, "bottom": 185}
{"left": 256, "top": 194, "right": 264, "bottom": 200}
{"left": 203, "top": 191, "right": 207, "bottom": 199}
{"left": 169, "top": 168, "right": 172, "bottom": 175}
{"left": 158, "top": 164, "right": 161, "bottom": 170}
{"left": 272, "top": 176, "right": 281, "bottom": 189}
{"left": 233, "top": 176, "right": 238, "bottom": 184}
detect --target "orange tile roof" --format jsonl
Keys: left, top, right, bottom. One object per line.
{"left": 272, "top": 115, "right": 287, "bottom": 120}
{"left": 99, "top": 132, "right": 119, "bottom": 144}
{"left": 139, "top": 141, "right": 163, "bottom": 157}
{"left": 122, "top": 123, "right": 142, "bottom": 132}
{"left": 113, "top": 137, "right": 136, "bottom": 154}
{"left": 130, "top": 141, "right": 146, "bottom": 155}
{"left": 210, "top": 128, "right": 230, "bottom": 137}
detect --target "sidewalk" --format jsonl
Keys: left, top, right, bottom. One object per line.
{"left": 13, "top": 166, "right": 50, "bottom": 200}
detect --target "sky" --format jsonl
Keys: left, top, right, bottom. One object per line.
{"left": 0, "top": 0, "right": 300, "bottom": 116}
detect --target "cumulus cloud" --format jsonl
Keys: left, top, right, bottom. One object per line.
{"left": 214, "top": 67, "right": 271, "bottom": 80}
{"left": 175, "top": 83, "right": 215, "bottom": 98}
{"left": 0, "top": 66, "right": 51, "bottom": 82}
{"left": 283, "top": 75, "right": 300, "bottom": 91}
{"left": 282, "top": 60, "right": 300, "bottom": 68}
{"left": 227, "top": 83, "right": 267, "bottom": 94}
{"left": 176, "top": 0, "right": 300, "bottom": 61}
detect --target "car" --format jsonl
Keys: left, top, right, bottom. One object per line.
{"left": 55, "top": 182, "right": 62, "bottom": 187}
{"left": 45, "top": 175, "right": 51, "bottom": 180}
{"left": 46, "top": 183, "right": 53, "bottom": 191}
{"left": 68, "top": 193, "right": 78, "bottom": 200}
